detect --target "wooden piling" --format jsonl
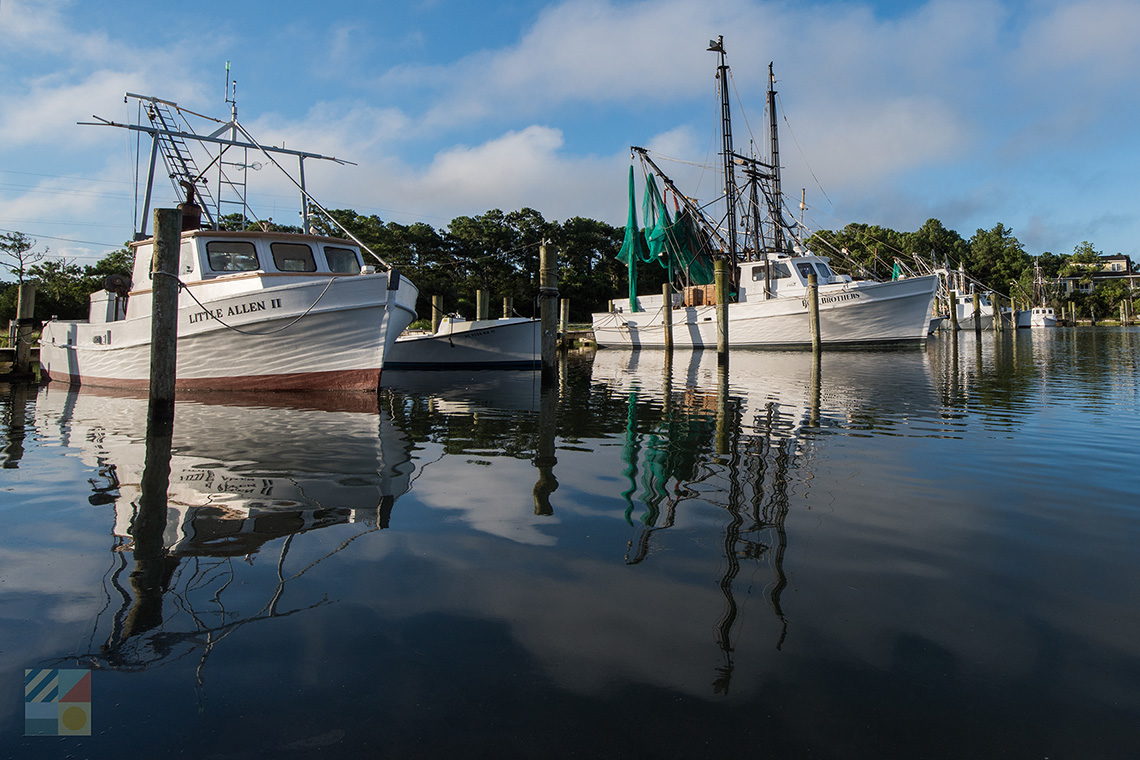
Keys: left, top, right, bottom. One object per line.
{"left": 807, "top": 272, "right": 821, "bottom": 353}
{"left": 662, "top": 283, "right": 673, "bottom": 352}
{"left": 973, "top": 292, "right": 982, "bottom": 336}
{"left": 992, "top": 293, "right": 1003, "bottom": 333}
{"left": 715, "top": 258, "right": 729, "bottom": 363}
{"left": 949, "top": 290, "right": 960, "bottom": 332}
{"left": 502, "top": 295, "right": 512, "bottom": 319}
{"left": 431, "top": 294, "right": 444, "bottom": 333}
{"left": 149, "top": 208, "right": 181, "bottom": 428}
{"left": 559, "top": 298, "right": 569, "bottom": 335}
{"left": 539, "top": 242, "right": 559, "bottom": 381}
{"left": 476, "top": 289, "right": 488, "bottom": 321}
{"left": 13, "top": 283, "right": 36, "bottom": 377}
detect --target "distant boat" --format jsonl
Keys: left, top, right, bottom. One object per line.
{"left": 39, "top": 90, "right": 417, "bottom": 391}
{"left": 591, "top": 38, "right": 937, "bottom": 350}
{"left": 385, "top": 316, "right": 540, "bottom": 370}
{"left": 1017, "top": 307, "right": 1057, "bottom": 328}
{"left": 1016, "top": 260, "right": 1057, "bottom": 328}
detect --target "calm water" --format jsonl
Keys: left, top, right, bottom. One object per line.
{"left": 2, "top": 329, "right": 1138, "bottom": 759}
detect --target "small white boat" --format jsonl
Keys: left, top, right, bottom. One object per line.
{"left": 1017, "top": 307, "right": 1057, "bottom": 328}
{"left": 39, "top": 90, "right": 418, "bottom": 391}
{"left": 385, "top": 316, "right": 540, "bottom": 370}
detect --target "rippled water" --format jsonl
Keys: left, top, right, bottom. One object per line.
{"left": 2, "top": 328, "right": 1138, "bottom": 758}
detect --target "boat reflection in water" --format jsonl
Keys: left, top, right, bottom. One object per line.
{"left": 587, "top": 348, "right": 936, "bottom": 688}
{"left": 33, "top": 384, "right": 416, "bottom": 671}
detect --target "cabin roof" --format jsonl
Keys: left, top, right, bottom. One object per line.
{"left": 129, "top": 229, "right": 356, "bottom": 249}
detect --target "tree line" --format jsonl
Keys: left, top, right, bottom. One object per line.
{"left": 2, "top": 211, "right": 1134, "bottom": 327}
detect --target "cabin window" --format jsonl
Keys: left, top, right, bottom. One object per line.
{"left": 796, "top": 262, "right": 816, "bottom": 280}
{"left": 754, "top": 261, "right": 792, "bottom": 280}
{"left": 815, "top": 262, "right": 833, "bottom": 280}
{"left": 206, "top": 241, "right": 259, "bottom": 272}
{"left": 324, "top": 246, "right": 361, "bottom": 274}
{"left": 271, "top": 242, "right": 316, "bottom": 272}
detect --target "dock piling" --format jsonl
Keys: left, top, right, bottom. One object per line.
{"left": 715, "top": 258, "right": 729, "bottom": 364}
{"left": 949, "top": 290, "right": 959, "bottom": 332}
{"left": 807, "top": 272, "right": 821, "bottom": 353}
{"left": 149, "top": 208, "right": 181, "bottom": 429}
{"left": 431, "top": 295, "right": 444, "bottom": 333}
{"left": 13, "top": 283, "right": 36, "bottom": 378}
{"left": 973, "top": 292, "right": 982, "bottom": 336}
{"left": 662, "top": 283, "right": 673, "bottom": 352}
{"left": 539, "top": 242, "right": 559, "bottom": 382}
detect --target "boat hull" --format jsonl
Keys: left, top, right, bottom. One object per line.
{"left": 591, "top": 275, "right": 937, "bottom": 349}
{"left": 40, "top": 274, "right": 418, "bottom": 391}
{"left": 385, "top": 318, "right": 540, "bottom": 370}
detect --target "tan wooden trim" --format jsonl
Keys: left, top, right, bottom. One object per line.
{"left": 130, "top": 229, "right": 356, "bottom": 248}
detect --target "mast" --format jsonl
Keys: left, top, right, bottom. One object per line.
{"left": 709, "top": 36, "right": 739, "bottom": 270}
{"left": 767, "top": 62, "right": 785, "bottom": 254}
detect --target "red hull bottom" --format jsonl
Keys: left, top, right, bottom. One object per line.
{"left": 42, "top": 367, "right": 382, "bottom": 392}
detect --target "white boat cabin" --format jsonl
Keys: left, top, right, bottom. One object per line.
{"left": 95, "top": 230, "right": 372, "bottom": 324}
{"left": 736, "top": 254, "right": 852, "bottom": 301}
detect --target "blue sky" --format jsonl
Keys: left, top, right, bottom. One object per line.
{"left": 1, "top": 0, "right": 1138, "bottom": 272}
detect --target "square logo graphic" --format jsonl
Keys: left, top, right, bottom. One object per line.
{"left": 24, "top": 669, "right": 91, "bottom": 736}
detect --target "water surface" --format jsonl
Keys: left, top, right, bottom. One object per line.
{"left": 2, "top": 328, "right": 1138, "bottom": 758}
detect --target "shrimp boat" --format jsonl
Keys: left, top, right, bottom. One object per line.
{"left": 40, "top": 89, "right": 417, "bottom": 391}
{"left": 591, "top": 39, "right": 937, "bottom": 349}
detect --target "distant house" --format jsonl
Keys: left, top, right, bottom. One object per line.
{"left": 1059, "top": 254, "right": 1140, "bottom": 295}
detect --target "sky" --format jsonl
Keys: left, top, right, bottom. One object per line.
{"left": 1, "top": 0, "right": 1138, "bottom": 274}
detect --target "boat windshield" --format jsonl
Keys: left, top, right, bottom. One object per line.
{"left": 207, "top": 241, "right": 260, "bottom": 272}
{"left": 271, "top": 242, "right": 317, "bottom": 272}
{"left": 324, "top": 246, "right": 361, "bottom": 274}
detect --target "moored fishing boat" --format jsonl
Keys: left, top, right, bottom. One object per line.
{"left": 39, "top": 88, "right": 417, "bottom": 391}
{"left": 385, "top": 316, "right": 540, "bottom": 370}
{"left": 591, "top": 38, "right": 937, "bottom": 350}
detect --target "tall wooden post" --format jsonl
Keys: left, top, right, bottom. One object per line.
{"left": 1121, "top": 301, "right": 1127, "bottom": 325}
{"left": 992, "top": 293, "right": 1003, "bottom": 333}
{"left": 476, "top": 289, "right": 488, "bottom": 321}
{"left": 662, "top": 283, "right": 673, "bottom": 352}
{"left": 149, "top": 208, "right": 181, "bottom": 428}
{"left": 431, "top": 294, "right": 444, "bottom": 333}
{"left": 972, "top": 292, "right": 982, "bottom": 336}
{"left": 807, "top": 273, "right": 821, "bottom": 353}
{"left": 949, "top": 290, "right": 960, "bottom": 332}
{"left": 539, "top": 242, "right": 559, "bottom": 381}
{"left": 715, "top": 258, "right": 729, "bottom": 363}
{"left": 13, "top": 283, "right": 36, "bottom": 377}
{"left": 502, "top": 296, "right": 512, "bottom": 319}
{"left": 559, "top": 298, "right": 570, "bottom": 334}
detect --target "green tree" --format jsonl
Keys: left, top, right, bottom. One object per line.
{"left": 0, "top": 232, "right": 47, "bottom": 284}
{"left": 965, "top": 223, "right": 1031, "bottom": 294}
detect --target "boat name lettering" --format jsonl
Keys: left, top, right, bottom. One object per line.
{"left": 802, "top": 292, "right": 863, "bottom": 307}
{"left": 188, "top": 299, "right": 283, "bottom": 324}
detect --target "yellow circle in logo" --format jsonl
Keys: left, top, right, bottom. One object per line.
{"left": 61, "top": 706, "right": 88, "bottom": 731}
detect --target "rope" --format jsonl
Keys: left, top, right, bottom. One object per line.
{"left": 154, "top": 271, "right": 339, "bottom": 336}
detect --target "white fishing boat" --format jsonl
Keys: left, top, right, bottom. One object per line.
{"left": 385, "top": 316, "right": 540, "bottom": 370}
{"left": 39, "top": 88, "right": 417, "bottom": 391}
{"left": 591, "top": 40, "right": 937, "bottom": 350}
{"left": 1015, "top": 261, "right": 1057, "bottom": 328}
{"left": 1017, "top": 307, "right": 1057, "bottom": 328}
